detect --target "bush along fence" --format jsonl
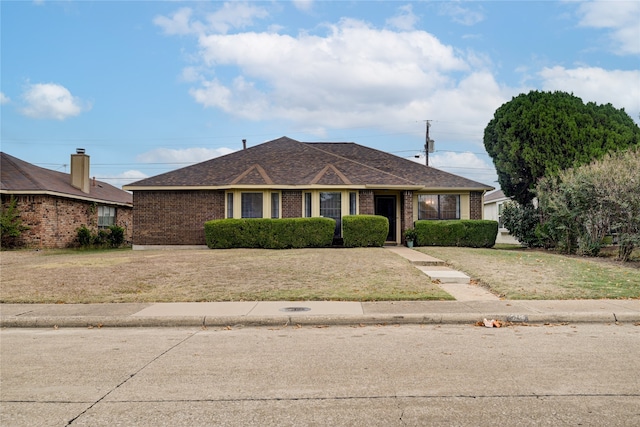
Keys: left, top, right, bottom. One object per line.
{"left": 342, "top": 215, "right": 389, "bottom": 247}
{"left": 415, "top": 220, "right": 498, "bottom": 248}
{"left": 204, "top": 218, "right": 335, "bottom": 249}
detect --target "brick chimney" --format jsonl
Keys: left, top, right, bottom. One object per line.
{"left": 70, "top": 148, "right": 90, "bottom": 193}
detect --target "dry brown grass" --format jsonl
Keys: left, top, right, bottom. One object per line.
{"left": 417, "top": 246, "right": 640, "bottom": 299}
{"left": 0, "top": 248, "right": 452, "bottom": 303}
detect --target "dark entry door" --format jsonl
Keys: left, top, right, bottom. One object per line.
{"left": 375, "top": 196, "right": 396, "bottom": 242}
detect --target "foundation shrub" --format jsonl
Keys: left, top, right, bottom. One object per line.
{"left": 342, "top": 215, "right": 388, "bottom": 247}
{"left": 416, "top": 220, "right": 498, "bottom": 248}
{"left": 204, "top": 218, "right": 335, "bottom": 249}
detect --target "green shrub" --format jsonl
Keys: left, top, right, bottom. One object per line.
{"left": 342, "top": 215, "right": 388, "bottom": 247}
{"left": 77, "top": 225, "right": 127, "bottom": 248}
{"left": 204, "top": 218, "right": 335, "bottom": 249}
{"left": 1, "top": 196, "right": 30, "bottom": 249}
{"left": 108, "top": 225, "right": 125, "bottom": 247}
{"left": 415, "top": 220, "right": 498, "bottom": 248}
{"left": 77, "top": 225, "right": 93, "bottom": 247}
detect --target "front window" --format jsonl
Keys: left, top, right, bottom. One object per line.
{"left": 98, "top": 206, "right": 116, "bottom": 227}
{"left": 320, "top": 192, "right": 342, "bottom": 236}
{"left": 498, "top": 202, "right": 505, "bottom": 228}
{"left": 304, "top": 192, "right": 312, "bottom": 217}
{"left": 227, "top": 193, "right": 234, "bottom": 218}
{"left": 418, "top": 194, "right": 460, "bottom": 220}
{"left": 271, "top": 192, "right": 280, "bottom": 219}
{"left": 349, "top": 192, "right": 357, "bottom": 215}
{"left": 241, "top": 193, "right": 263, "bottom": 218}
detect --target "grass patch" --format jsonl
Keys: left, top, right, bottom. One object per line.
{"left": 417, "top": 246, "right": 640, "bottom": 299}
{"left": 0, "top": 248, "right": 452, "bottom": 303}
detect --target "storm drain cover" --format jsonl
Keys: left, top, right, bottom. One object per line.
{"left": 279, "top": 306, "right": 312, "bottom": 312}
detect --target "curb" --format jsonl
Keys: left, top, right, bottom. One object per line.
{"left": 2, "top": 312, "right": 637, "bottom": 328}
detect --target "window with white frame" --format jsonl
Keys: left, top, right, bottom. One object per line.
{"left": 241, "top": 193, "right": 263, "bottom": 218}
{"left": 418, "top": 194, "right": 460, "bottom": 220}
{"left": 98, "top": 206, "right": 116, "bottom": 227}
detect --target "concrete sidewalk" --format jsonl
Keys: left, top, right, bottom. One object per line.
{"left": 2, "top": 299, "right": 639, "bottom": 328}
{"left": 2, "top": 246, "right": 638, "bottom": 328}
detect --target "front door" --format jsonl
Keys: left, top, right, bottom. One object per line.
{"left": 375, "top": 195, "right": 396, "bottom": 242}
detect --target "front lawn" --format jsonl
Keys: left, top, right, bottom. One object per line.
{"left": 417, "top": 246, "right": 640, "bottom": 299}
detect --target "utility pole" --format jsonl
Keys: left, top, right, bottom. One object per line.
{"left": 424, "top": 120, "right": 434, "bottom": 166}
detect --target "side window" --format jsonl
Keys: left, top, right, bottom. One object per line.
{"left": 98, "top": 206, "right": 116, "bottom": 227}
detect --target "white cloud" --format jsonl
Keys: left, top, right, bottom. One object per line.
{"left": 154, "top": 3, "right": 269, "bottom": 36}
{"left": 539, "top": 66, "right": 640, "bottom": 121}
{"left": 429, "top": 151, "right": 497, "bottom": 186}
{"left": 0, "top": 92, "right": 10, "bottom": 104}
{"left": 19, "top": 83, "right": 90, "bottom": 120}
{"left": 576, "top": 0, "right": 640, "bottom": 55}
{"left": 136, "top": 147, "right": 236, "bottom": 164}
{"left": 292, "top": 0, "right": 314, "bottom": 12}
{"left": 104, "top": 170, "right": 149, "bottom": 189}
{"left": 439, "top": 2, "right": 485, "bottom": 26}
{"left": 386, "top": 4, "right": 419, "bottom": 31}
{"left": 182, "top": 17, "right": 511, "bottom": 138}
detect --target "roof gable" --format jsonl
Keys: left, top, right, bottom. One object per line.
{"left": 1, "top": 152, "right": 133, "bottom": 206}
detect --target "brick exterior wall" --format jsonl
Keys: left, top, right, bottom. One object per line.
{"left": 132, "top": 190, "right": 224, "bottom": 245}
{"left": 358, "top": 190, "right": 374, "bottom": 215}
{"left": 1, "top": 194, "right": 132, "bottom": 249}
{"left": 281, "top": 190, "right": 302, "bottom": 218}
{"left": 469, "top": 191, "right": 483, "bottom": 220}
{"left": 401, "top": 190, "right": 414, "bottom": 243}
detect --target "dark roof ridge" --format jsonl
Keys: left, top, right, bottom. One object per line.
{"left": 302, "top": 141, "right": 418, "bottom": 186}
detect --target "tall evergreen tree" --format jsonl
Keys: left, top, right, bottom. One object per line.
{"left": 483, "top": 90, "right": 640, "bottom": 206}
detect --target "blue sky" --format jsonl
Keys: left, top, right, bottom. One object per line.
{"left": 2, "top": 0, "right": 639, "bottom": 189}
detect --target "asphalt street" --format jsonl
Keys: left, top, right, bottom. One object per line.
{"left": 1, "top": 323, "right": 639, "bottom": 426}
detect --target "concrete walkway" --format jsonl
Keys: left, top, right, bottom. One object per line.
{"left": 384, "top": 246, "right": 499, "bottom": 301}
{"left": 2, "top": 246, "right": 639, "bottom": 328}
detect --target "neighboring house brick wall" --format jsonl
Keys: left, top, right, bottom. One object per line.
{"left": 132, "top": 190, "right": 224, "bottom": 245}
{"left": 470, "top": 191, "right": 483, "bottom": 220}
{"left": 281, "top": 190, "right": 302, "bottom": 218}
{"left": 1, "top": 194, "right": 132, "bottom": 249}
{"left": 358, "top": 190, "right": 374, "bottom": 215}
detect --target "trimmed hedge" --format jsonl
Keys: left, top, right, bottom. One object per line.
{"left": 204, "top": 218, "right": 335, "bottom": 249}
{"left": 415, "top": 220, "right": 498, "bottom": 248}
{"left": 342, "top": 215, "right": 389, "bottom": 247}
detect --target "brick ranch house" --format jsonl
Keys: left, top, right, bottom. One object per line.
{"left": 1, "top": 150, "right": 133, "bottom": 248}
{"left": 124, "top": 137, "right": 493, "bottom": 248}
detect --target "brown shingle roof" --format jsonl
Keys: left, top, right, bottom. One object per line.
{"left": 1, "top": 152, "right": 133, "bottom": 206}
{"left": 125, "top": 136, "right": 493, "bottom": 191}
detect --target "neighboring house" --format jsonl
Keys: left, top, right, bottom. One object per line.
{"left": 483, "top": 189, "right": 520, "bottom": 245}
{"left": 1, "top": 150, "right": 133, "bottom": 248}
{"left": 123, "top": 136, "right": 494, "bottom": 248}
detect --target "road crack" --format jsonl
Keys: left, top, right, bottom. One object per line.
{"left": 65, "top": 331, "right": 200, "bottom": 425}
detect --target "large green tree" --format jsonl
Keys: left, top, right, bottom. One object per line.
{"left": 483, "top": 90, "right": 640, "bottom": 206}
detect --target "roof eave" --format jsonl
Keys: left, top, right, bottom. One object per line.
{"left": 0, "top": 189, "right": 133, "bottom": 207}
